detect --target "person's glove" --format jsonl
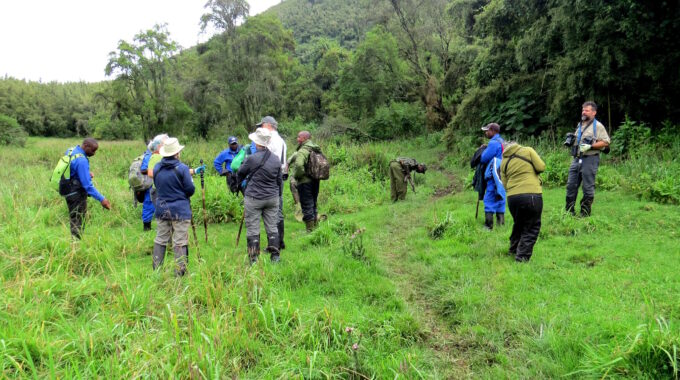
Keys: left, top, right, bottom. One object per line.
{"left": 282, "top": 173, "right": 289, "bottom": 181}
{"left": 579, "top": 143, "right": 591, "bottom": 153}
{"left": 194, "top": 165, "right": 205, "bottom": 175}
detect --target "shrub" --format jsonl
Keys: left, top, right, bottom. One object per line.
{"left": 0, "top": 114, "right": 27, "bottom": 147}
{"left": 90, "top": 112, "right": 140, "bottom": 140}
{"left": 367, "top": 102, "right": 425, "bottom": 140}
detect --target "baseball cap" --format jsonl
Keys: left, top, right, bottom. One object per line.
{"left": 255, "top": 116, "right": 278, "bottom": 128}
{"left": 481, "top": 123, "right": 500, "bottom": 132}
{"left": 228, "top": 136, "right": 238, "bottom": 145}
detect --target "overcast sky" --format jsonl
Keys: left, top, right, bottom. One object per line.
{"left": 0, "top": 0, "right": 282, "bottom": 83}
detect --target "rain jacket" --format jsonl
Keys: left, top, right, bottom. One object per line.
{"left": 289, "top": 140, "right": 322, "bottom": 185}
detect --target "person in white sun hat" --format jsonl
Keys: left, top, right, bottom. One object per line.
{"left": 150, "top": 137, "right": 202, "bottom": 277}
{"left": 237, "top": 127, "right": 283, "bottom": 265}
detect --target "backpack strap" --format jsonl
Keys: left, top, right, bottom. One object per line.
{"left": 502, "top": 148, "right": 542, "bottom": 184}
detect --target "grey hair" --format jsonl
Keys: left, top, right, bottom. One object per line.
{"left": 148, "top": 134, "right": 169, "bottom": 151}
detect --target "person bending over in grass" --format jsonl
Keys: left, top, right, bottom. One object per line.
{"left": 500, "top": 141, "right": 546, "bottom": 262}
{"left": 237, "top": 128, "right": 283, "bottom": 265}
{"left": 388, "top": 157, "right": 426, "bottom": 202}
{"left": 61, "top": 138, "right": 111, "bottom": 239}
{"left": 151, "top": 137, "right": 204, "bottom": 277}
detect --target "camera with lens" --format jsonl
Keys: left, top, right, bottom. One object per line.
{"left": 564, "top": 132, "right": 576, "bottom": 147}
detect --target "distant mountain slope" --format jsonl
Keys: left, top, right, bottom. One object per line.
{"left": 265, "top": 0, "right": 386, "bottom": 49}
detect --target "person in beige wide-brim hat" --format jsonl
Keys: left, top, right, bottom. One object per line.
{"left": 237, "top": 127, "right": 283, "bottom": 265}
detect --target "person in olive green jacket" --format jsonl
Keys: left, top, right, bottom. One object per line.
{"left": 289, "top": 131, "right": 322, "bottom": 231}
{"left": 500, "top": 142, "right": 546, "bottom": 262}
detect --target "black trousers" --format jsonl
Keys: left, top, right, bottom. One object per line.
{"left": 66, "top": 192, "right": 88, "bottom": 239}
{"left": 297, "top": 180, "right": 320, "bottom": 222}
{"left": 508, "top": 193, "right": 542, "bottom": 261}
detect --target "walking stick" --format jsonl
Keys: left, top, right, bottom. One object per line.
{"left": 235, "top": 208, "right": 245, "bottom": 248}
{"left": 200, "top": 159, "right": 208, "bottom": 242}
{"left": 407, "top": 175, "right": 417, "bottom": 194}
{"left": 475, "top": 198, "right": 480, "bottom": 219}
{"left": 190, "top": 214, "right": 201, "bottom": 260}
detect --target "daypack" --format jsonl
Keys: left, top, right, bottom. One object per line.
{"left": 306, "top": 149, "right": 330, "bottom": 180}
{"left": 128, "top": 154, "right": 153, "bottom": 193}
{"left": 50, "top": 147, "right": 84, "bottom": 195}
{"left": 230, "top": 148, "right": 247, "bottom": 172}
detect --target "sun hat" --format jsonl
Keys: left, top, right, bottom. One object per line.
{"left": 159, "top": 137, "right": 184, "bottom": 157}
{"left": 248, "top": 128, "right": 272, "bottom": 147}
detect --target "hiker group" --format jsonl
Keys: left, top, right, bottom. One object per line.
{"left": 53, "top": 100, "right": 609, "bottom": 270}
{"left": 471, "top": 100, "right": 610, "bottom": 262}
{"left": 54, "top": 116, "right": 329, "bottom": 275}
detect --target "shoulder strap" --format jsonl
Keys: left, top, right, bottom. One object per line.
{"left": 246, "top": 150, "right": 272, "bottom": 181}
{"left": 503, "top": 148, "right": 539, "bottom": 178}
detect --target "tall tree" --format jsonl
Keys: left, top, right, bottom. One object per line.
{"left": 200, "top": 0, "right": 250, "bottom": 35}
{"left": 105, "top": 24, "right": 189, "bottom": 140}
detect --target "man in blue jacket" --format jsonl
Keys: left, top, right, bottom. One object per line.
{"left": 152, "top": 137, "right": 204, "bottom": 277}
{"left": 213, "top": 136, "right": 242, "bottom": 194}
{"left": 480, "top": 123, "right": 506, "bottom": 230}
{"left": 63, "top": 138, "right": 111, "bottom": 239}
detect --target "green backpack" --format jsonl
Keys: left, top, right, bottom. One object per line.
{"left": 50, "top": 147, "right": 84, "bottom": 195}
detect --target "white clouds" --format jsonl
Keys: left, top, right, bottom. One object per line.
{"left": 0, "top": 0, "right": 281, "bottom": 83}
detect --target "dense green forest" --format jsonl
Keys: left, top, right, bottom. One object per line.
{"left": 1, "top": 0, "right": 679, "bottom": 145}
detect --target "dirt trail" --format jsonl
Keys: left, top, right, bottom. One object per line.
{"left": 375, "top": 165, "right": 469, "bottom": 378}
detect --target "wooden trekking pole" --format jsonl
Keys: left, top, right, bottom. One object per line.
{"left": 200, "top": 159, "right": 208, "bottom": 242}
{"left": 235, "top": 208, "right": 245, "bottom": 248}
{"left": 190, "top": 214, "right": 201, "bottom": 260}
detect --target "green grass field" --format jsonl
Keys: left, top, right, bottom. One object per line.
{"left": 1, "top": 137, "right": 678, "bottom": 378}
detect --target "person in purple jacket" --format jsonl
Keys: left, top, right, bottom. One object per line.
{"left": 62, "top": 138, "right": 111, "bottom": 239}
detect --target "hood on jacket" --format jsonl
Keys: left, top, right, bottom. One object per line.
{"left": 299, "top": 140, "right": 321, "bottom": 153}
{"left": 502, "top": 142, "right": 521, "bottom": 157}
{"left": 159, "top": 157, "right": 181, "bottom": 168}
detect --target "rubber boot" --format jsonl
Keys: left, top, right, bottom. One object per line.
{"left": 143, "top": 221, "right": 152, "bottom": 231}
{"left": 565, "top": 197, "right": 577, "bottom": 216}
{"left": 484, "top": 212, "right": 494, "bottom": 230}
{"left": 277, "top": 220, "right": 285, "bottom": 250}
{"left": 152, "top": 243, "right": 166, "bottom": 270}
{"left": 305, "top": 219, "right": 316, "bottom": 232}
{"left": 267, "top": 233, "right": 281, "bottom": 263}
{"left": 247, "top": 236, "right": 260, "bottom": 265}
{"left": 580, "top": 197, "right": 593, "bottom": 217}
{"left": 496, "top": 213, "right": 505, "bottom": 226}
{"left": 173, "top": 245, "right": 188, "bottom": 277}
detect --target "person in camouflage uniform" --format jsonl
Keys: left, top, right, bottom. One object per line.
{"left": 389, "top": 157, "right": 426, "bottom": 202}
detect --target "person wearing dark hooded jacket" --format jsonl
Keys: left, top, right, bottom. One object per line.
{"left": 500, "top": 142, "right": 545, "bottom": 262}
{"left": 151, "top": 137, "right": 201, "bottom": 276}
{"left": 237, "top": 128, "right": 283, "bottom": 265}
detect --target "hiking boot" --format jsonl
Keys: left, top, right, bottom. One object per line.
{"left": 247, "top": 237, "right": 260, "bottom": 265}
{"left": 565, "top": 197, "right": 576, "bottom": 216}
{"left": 484, "top": 212, "right": 494, "bottom": 230}
{"left": 143, "top": 221, "right": 152, "bottom": 231}
{"left": 266, "top": 232, "right": 280, "bottom": 263}
{"left": 173, "top": 245, "right": 188, "bottom": 277}
{"left": 277, "top": 220, "right": 285, "bottom": 250}
{"left": 496, "top": 213, "right": 505, "bottom": 226}
{"left": 580, "top": 197, "right": 593, "bottom": 217}
{"left": 152, "top": 243, "right": 166, "bottom": 270}
{"left": 305, "top": 219, "right": 316, "bottom": 232}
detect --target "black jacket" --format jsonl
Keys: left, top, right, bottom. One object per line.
{"left": 237, "top": 149, "right": 282, "bottom": 200}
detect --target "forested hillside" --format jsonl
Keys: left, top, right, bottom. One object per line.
{"left": 1, "top": 0, "right": 679, "bottom": 145}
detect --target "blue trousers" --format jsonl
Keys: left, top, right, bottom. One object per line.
{"left": 483, "top": 178, "right": 505, "bottom": 213}
{"left": 142, "top": 189, "right": 155, "bottom": 223}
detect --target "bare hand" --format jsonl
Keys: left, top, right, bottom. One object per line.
{"left": 101, "top": 199, "right": 111, "bottom": 210}
{"left": 90, "top": 171, "right": 94, "bottom": 179}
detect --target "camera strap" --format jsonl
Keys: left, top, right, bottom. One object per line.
{"left": 577, "top": 119, "right": 598, "bottom": 145}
